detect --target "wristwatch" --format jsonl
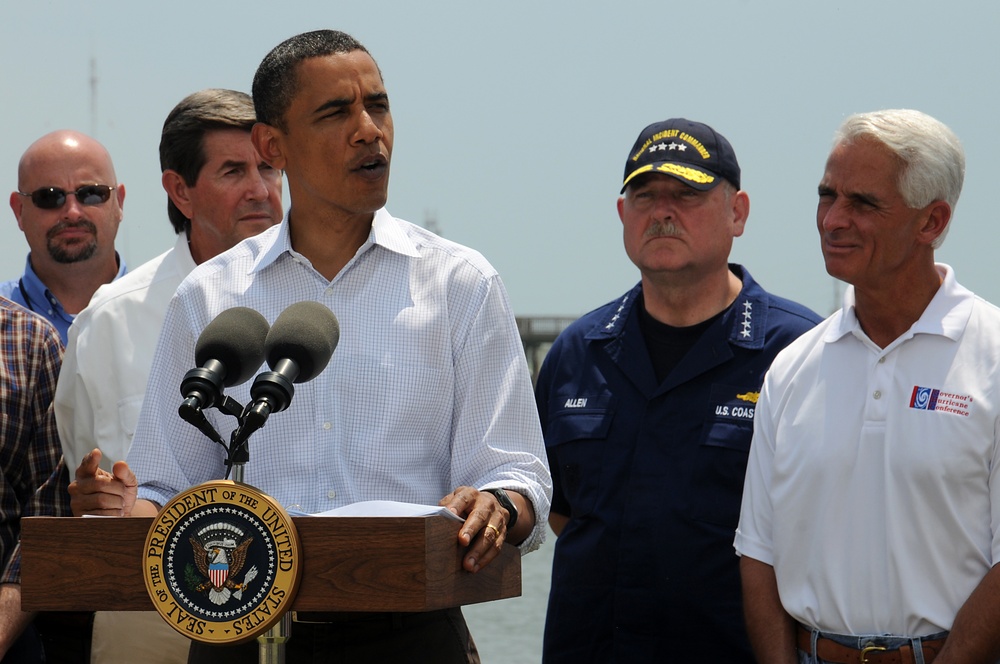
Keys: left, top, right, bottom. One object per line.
{"left": 483, "top": 488, "right": 518, "bottom": 530}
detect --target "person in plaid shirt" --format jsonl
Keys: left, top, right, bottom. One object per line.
{"left": 0, "top": 296, "right": 64, "bottom": 662}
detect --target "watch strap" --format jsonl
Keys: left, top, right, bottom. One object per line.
{"left": 484, "top": 487, "right": 518, "bottom": 530}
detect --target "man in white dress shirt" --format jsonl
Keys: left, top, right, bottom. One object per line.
{"left": 70, "top": 30, "right": 550, "bottom": 664}
{"left": 59, "top": 88, "right": 283, "bottom": 474}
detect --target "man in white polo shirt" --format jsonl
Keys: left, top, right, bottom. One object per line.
{"left": 736, "top": 109, "right": 1000, "bottom": 664}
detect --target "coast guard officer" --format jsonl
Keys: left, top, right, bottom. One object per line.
{"left": 537, "top": 118, "right": 820, "bottom": 663}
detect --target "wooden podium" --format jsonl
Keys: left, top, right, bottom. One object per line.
{"left": 19, "top": 515, "right": 521, "bottom": 613}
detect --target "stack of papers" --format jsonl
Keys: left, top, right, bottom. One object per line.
{"left": 305, "top": 500, "right": 463, "bottom": 521}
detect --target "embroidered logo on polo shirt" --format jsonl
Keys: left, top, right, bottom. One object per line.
{"left": 909, "top": 386, "right": 972, "bottom": 417}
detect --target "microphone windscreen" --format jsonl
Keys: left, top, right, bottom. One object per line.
{"left": 265, "top": 301, "right": 340, "bottom": 383}
{"left": 194, "top": 307, "right": 270, "bottom": 387}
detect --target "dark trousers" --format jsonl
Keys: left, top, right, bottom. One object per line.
{"left": 1, "top": 626, "right": 43, "bottom": 664}
{"left": 188, "top": 608, "right": 479, "bottom": 664}
{"left": 2, "top": 612, "right": 93, "bottom": 664}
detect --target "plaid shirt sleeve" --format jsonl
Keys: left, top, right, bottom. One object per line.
{"left": 2, "top": 459, "right": 71, "bottom": 583}
{"left": 0, "top": 298, "right": 64, "bottom": 583}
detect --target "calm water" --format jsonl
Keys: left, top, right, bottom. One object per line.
{"left": 463, "top": 534, "right": 554, "bottom": 664}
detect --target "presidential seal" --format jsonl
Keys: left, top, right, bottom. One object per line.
{"left": 143, "top": 480, "right": 301, "bottom": 645}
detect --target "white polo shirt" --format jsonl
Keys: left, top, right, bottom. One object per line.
{"left": 736, "top": 264, "right": 1000, "bottom": 636}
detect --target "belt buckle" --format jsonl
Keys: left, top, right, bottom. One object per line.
{"left": 860, "top": 643, "right": 887, "bottom": 663}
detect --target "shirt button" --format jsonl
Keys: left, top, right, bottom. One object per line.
{"left": 325, "top": 287, "right": 334, "bottom": 296}
{"left": 327, "top": 490, "right": 336, "bottom": 499}
{"left": 873, "top": 390, "right": 882, "bottom": 400}
{"left": 878, "top": 357, "right": 886, "bottom": 364}
{"left": 323, "top": 422, "right": 332, "bottom": 430}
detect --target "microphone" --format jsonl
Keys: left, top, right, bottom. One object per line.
{"left": 235, "top": 302, "right": 340, "bottom": 442}
{"left": 179, "top": 307, "right": 270, "bottom": 413}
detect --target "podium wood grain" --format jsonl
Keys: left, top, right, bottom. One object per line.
{"left": 20, "top": 516, "right": 521, "bottom": 612}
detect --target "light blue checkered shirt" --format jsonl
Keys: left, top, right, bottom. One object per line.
{"left": 128, "top": 209, "right": 551, "bottom": 552}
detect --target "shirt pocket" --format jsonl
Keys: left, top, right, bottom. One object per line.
{"left": 689, "top": 383, "right": 758, "bottom": 526}
{"left": 690, "top": 418, "right": 753, "bottom": 528}
{"left": 701, "top": 420, "right": 753, "bottom": 452}
{"left": 544, "top": 395, "right": 615, "bottom": 518}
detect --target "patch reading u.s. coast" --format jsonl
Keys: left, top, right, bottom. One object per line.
{"left": 143, "top": 480, "right": 301, "bottom": 645}
{"left": 710, "top": 384, "right": 759, "bottom": 422}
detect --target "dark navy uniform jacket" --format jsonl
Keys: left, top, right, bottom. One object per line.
{"left": 537, "top": 265, "right": 820, "bottom": 664}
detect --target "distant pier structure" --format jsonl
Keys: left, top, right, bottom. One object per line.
{"left": 516, "top": 316, "right": 577, "bottom": 385}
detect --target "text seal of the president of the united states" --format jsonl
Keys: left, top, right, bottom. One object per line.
{"left": 143, "top": 480, "right": 302, "bottom": 644}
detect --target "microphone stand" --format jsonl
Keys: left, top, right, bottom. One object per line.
{"left": 227, "top": 405, "right": 290, "bottom": 664}
{"left": 258, "top": 614, "right": 291, "bottom": 664}
{"left": 180, "top": 394, "right": 291, "bottom": 663}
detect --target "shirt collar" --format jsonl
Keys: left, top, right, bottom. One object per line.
{"left": 20, "top": 251, "right": 127, "bottom": 310}
{"left": 19, "top": 255, "right": 50, "bottom": 310}
{"left": 723, "top": 264, "right": 769, "bottom": 349}
{"left": 371, "top": 208, "right": 421, "bottom": 258}
{"left": 824, "top": 263, "right": 973, "bottom": 345}
{"left": 174, "top": 233, "right": 198, "bottom": 273}
{"left": 249, "top": 207, "right": 419, "bottom": 275}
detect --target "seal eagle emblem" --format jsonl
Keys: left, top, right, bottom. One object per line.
{"left": 189, "top": 522, "right": 258, "bottom": 605}
{"left": 143, "top": 480, "right": 301, "bottom": 645}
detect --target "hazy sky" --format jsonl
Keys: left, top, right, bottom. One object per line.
{"left": 2, "top": 1, "right": 998, "bottom": 319}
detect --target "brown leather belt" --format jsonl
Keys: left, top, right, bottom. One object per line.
{"left": 797, "top": 625, "right": 945, "bottom": 664}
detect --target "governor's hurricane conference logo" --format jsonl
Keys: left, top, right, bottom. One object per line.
{"left": 143, "top": 480, "right": 302, "bottom": 644}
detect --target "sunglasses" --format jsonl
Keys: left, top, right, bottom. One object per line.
{"left": 17, "top": 184, "right": 116, "bottom": 210}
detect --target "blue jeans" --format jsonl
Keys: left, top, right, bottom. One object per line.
{"left": 797, "top": 627, "right": 949, "bottom": 664}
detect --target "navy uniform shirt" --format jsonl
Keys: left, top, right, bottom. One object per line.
{"left": 537, "top": 265, "right": 820, "bottom": 664}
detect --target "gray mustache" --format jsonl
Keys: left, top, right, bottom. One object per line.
{"left": 643, "top": 220, "right": 680, "bottom": 239}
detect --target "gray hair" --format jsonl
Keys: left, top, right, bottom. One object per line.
{"left": 833, "top": 109, "right": 965, "bottom": 249}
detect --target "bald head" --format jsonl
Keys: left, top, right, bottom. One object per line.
{"left": 17, "top": 130, "right": 117, "bottom": 191}
{"left": 10, "top": 129, "right": 124, "bottom": 274}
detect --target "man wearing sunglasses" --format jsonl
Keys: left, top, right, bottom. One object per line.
{"left": 2, "top": 130, "right": 127, "bottom": 344}
{"left": 0, "top": 91, "right": 282, "bottom": 663}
